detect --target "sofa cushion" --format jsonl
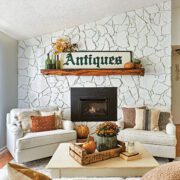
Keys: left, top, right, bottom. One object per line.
{"left": 10, "top": 106, "right": 59, "bottom": 125}
{"left": 122, "top": 107, "right": 136, "bottom": 128}
{"left": 40, "top": 111, "right": 63, "bottom": 129}
{"left": 31, "top": 115, "right": 56, "bottom": 132}
{"left": 16, "top": 129, "right": 76, "bottom": 150}
{"left": 10, "top": 109, "right": 33, "bottom": 125}
{"left": 159, "top": 112, "right": 170, "bottom": 130}
{"left": 122, "top": 106, "right": 146, "bottom": 128}
{"left": 17, "top": 111, "right": 40, "bottom": 132}
{"left": 34, "top": 106, "right": 59, "bottom": 112}
{"left": 118, "top": 128, "right": 176, "bottom": 146}
{"left": 146, "top": 109, "right": 160, "bottom": 131}
{"left": 134, "top": 108, "right": 146, "bottom": 130}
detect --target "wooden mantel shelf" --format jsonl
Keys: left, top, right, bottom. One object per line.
{"left": 41, "top": 68, "right": 145, "bottom": 76}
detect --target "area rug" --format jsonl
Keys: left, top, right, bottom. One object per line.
{"left": 0, "top": 157, "right": 172, "bottom": 180}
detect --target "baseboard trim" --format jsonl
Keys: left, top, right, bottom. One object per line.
{"left": 0, "top": 146, "right": 7, "bottom": 152}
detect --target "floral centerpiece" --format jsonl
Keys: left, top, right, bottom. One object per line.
{"left": 95, "top": 122, "right": 119, "bottom": 151}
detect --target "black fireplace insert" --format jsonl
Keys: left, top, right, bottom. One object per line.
{"left": 71, "top": 87, "right": 117, "bottom": 122}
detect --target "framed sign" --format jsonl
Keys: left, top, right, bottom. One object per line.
{"left": 61, "top": 51, "right": 132, "bottom": 69}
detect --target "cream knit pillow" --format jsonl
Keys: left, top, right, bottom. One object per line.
{"left": 40, "top": 111, "right": 63, "bottom": 129}
{"left": 134, "top": 108, "right": 146, "bottom": 130}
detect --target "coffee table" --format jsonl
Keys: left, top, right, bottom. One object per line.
{"left": 46, "top": 142, "right": 159, "bottom": 178}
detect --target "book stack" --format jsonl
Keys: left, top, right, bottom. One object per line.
{"left": 120, "top": 151, "right": 141, "bottom": 161}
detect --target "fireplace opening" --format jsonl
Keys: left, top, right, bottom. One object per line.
{"left": 80, "top": 98, "right": 107, "bottom": 117}
{"left": 71, "top": 87, "right": 117, "bottom": 122}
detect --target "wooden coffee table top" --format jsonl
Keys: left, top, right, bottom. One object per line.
{"left": 46, "top": 142, "right": 159, "bottom": 169}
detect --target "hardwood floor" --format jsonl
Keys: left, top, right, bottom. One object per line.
{"left": 0, "top": 149, "right": 13, "bottom": 169}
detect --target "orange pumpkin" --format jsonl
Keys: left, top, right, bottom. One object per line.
{"left": 82, "top": 141, "right": 96, "bottom": 154}
{"left": 75, "top": 125, "right": 89, "bottom": 139}
{"left": 124, "top": 62, "right": 134, "bottom": 69}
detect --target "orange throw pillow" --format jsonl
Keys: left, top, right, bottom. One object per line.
{"left": 31, "top": 115, "right": 56, "bottom": 132}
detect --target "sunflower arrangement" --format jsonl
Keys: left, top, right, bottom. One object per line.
{"left": 52, "top": 38, "right": 78, "bottom": 54}
{"left": 95, "top": 122, "right": 119, "bottom": 137}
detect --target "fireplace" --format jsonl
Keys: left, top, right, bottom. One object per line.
{"left": 71, "top": 87, "right": 117, "bottom": 122}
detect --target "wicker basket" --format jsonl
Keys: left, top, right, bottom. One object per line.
{"left": 69, "top": 140, "right": 125, "bottom": 165}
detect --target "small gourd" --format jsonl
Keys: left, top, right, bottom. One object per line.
{"left": 82, "top": 140, "right": 96, "bottom": 154}
{"left": 124, "top": 62, "right": 134, "bottom": 69}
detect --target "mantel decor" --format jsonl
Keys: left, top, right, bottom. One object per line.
{"left": 61, "top": 51, "right": 132, "bottom": 69}
{"left": 42, "top": 37, "right": 145, "bottom": 76}
{"left": 45, "top": 38, "right": 132, "bottom": 70}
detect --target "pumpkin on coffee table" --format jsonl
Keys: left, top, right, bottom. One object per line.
{"left": 75, "top": 125, "right": 89, "bottom": 139}
{"left": 82, "top": 140, "right": 96, "bottom": 154}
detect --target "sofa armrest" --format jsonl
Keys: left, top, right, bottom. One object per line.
{"left": 166, "top": 123, "right": 176, "bottom": 136}
{"left": 116, "top": 120, "right": 124, "bottom": 130}
{"left": 7, "top": 124, "right": 23, "bottom": 136}
{"left": 6, "top": 113, "right": 24, "bottom": 158}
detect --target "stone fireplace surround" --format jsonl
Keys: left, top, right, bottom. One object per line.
{"left": 18, "top": 1, "right": 171, "bottom": 132}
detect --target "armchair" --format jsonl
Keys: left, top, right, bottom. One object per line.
{"left": 6, "top": 107, "right": 77, "bottom": 163}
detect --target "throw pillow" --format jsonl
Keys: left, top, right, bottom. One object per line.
{"left": 134, "top": 108, "right": 146, "bottom": 130}
{"left": 146, "top": 109, "right": 160, "bottom": 131}
{"left": 159, "top": 112, "right": 171, "bottom": 130}
{"left": 122, "top": 107, "right": 135, "bottom": 128}
{"left": 7, "top": 163, "right": 51, "bottom": 180}
{"left": 33, "top": 106, "right": 59, "bottom": 112}
{"left": 40, "top": 111, "right": 62, "bottom": 129}
{"left": 17, "top": 111, "right": 40, "bottom": 132}
{"left": 122, "top": 106, "right": 146, "bottom": 128}
{"left": 31, "top": 115, "right": 56, "bottom": 132}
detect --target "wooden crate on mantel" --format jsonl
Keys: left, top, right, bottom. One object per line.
{"left": 69, "top": 140, "right": 126, "bottom": 165}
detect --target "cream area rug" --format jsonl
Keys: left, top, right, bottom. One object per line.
{"left": 0, "top": 157, "right": 173, "bottom": 180}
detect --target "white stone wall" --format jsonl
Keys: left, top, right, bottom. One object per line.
{"left": 18, "top": 1, "right": 171, "bottom": 129}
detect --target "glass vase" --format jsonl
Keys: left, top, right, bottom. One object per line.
{"left": 96, "top": 135, "right": 117, "bottom": 151}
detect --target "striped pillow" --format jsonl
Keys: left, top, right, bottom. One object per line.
{"left": 145, "top": 109, "right": 160, "bottom": 131}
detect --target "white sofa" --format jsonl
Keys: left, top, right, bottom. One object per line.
{"left": 117, "top": 113, "right": 177, "bottom": 160}
{"left": 6, "top": 107, "right": 77, "bottom": 163}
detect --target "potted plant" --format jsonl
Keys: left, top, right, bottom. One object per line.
{"left": 95, "top": 122, "right": 119, "bottom": 151}
{"left": 132, "top": 58, "right": 142, "bottom": 69}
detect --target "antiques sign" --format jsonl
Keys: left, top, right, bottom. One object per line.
{"left": 61, "top": 51, "right": 132, "bottom": 69}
